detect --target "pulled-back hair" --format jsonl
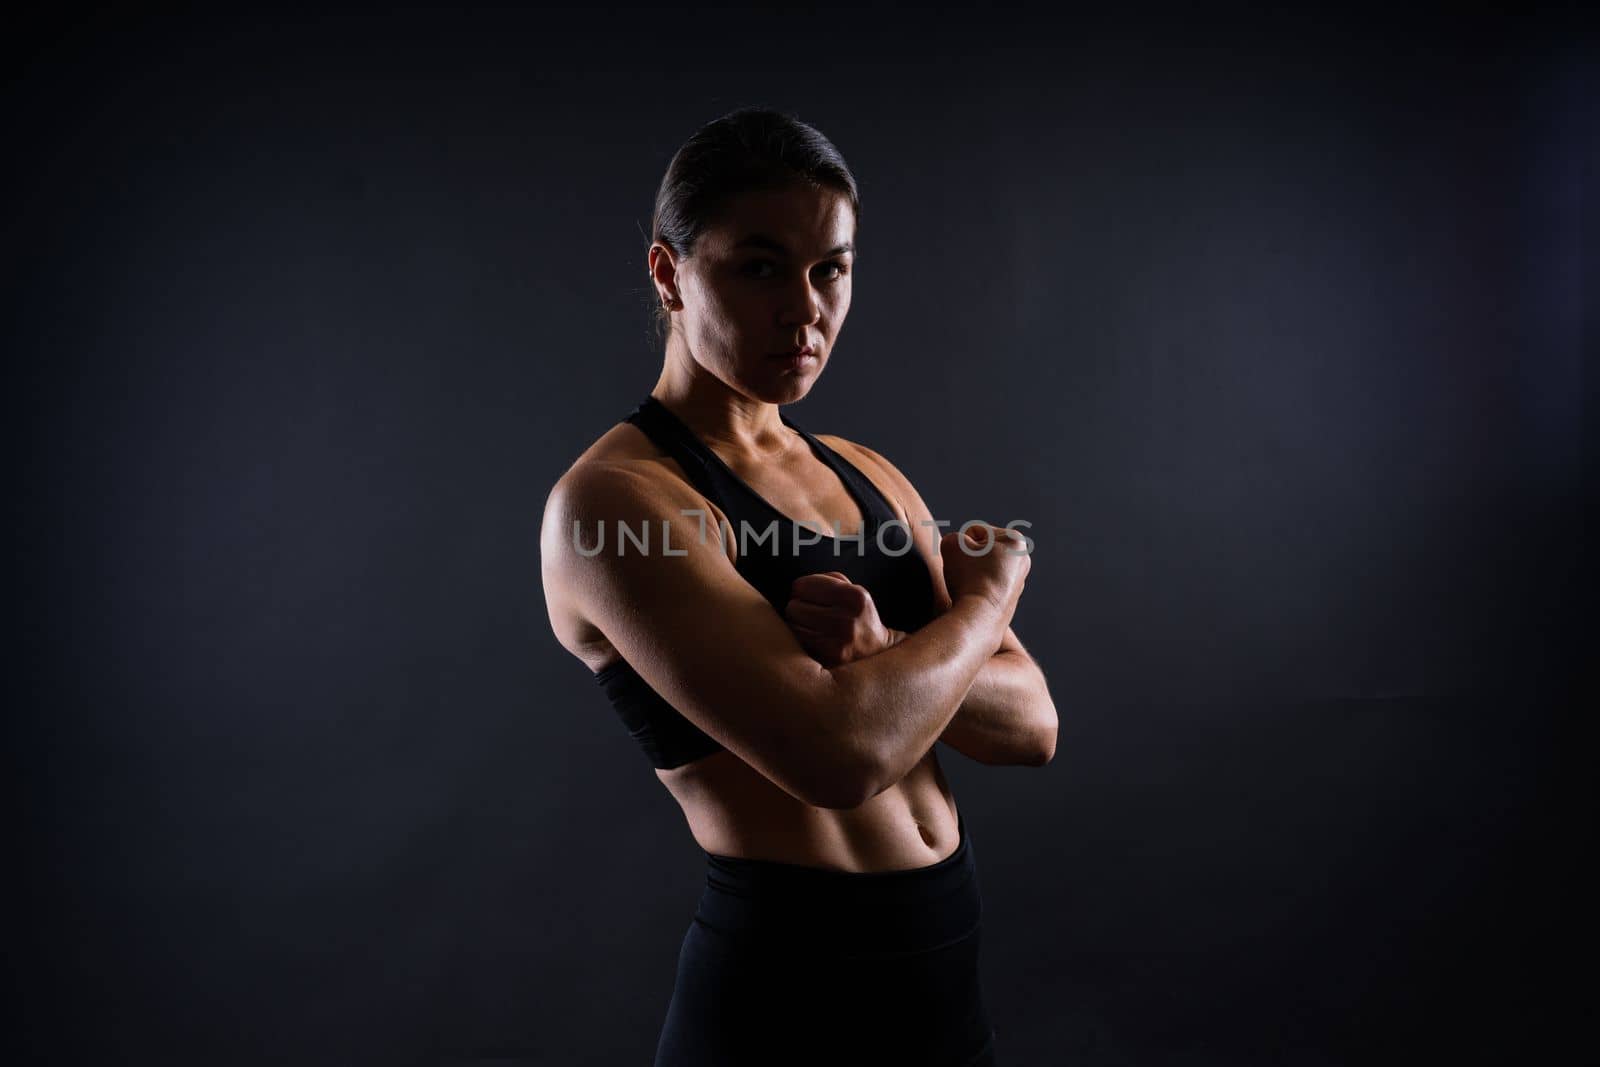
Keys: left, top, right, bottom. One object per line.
{"left": 647, "top": 106, "right": 859, "bottom": 348}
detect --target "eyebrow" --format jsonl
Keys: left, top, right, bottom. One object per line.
{"left": 731, "top": 234, "right": 855, "bottom": 258}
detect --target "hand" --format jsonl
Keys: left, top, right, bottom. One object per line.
{"left": 784, "top": 571, "right": 906, "bottom": 667}
{"left": 939, "top": 523, "right": 1031, "bottom": 621}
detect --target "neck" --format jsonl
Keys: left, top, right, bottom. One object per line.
{"left": 651, "top": 343, "right": 796, "bottom": 458}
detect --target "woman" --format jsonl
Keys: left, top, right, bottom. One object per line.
{"left": 540, "top": 107, "right": 1056, "bottom": 1066}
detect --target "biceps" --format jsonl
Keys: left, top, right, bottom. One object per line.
{"left": 550, "top": 492, "right": 838, "bottom": 770}
{"left": 582, "top": 537, "right": 823, "bottom": 723}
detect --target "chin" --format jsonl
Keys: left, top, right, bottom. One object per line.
{"left": 731, "top": 366, "right": 821, "bottom": 406}
{"left": 735, "top": 383, "right": 806, "bottom": 407}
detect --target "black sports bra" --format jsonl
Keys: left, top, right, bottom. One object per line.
{"left": 593, "top": 394, "right": 942, "bottom": 769}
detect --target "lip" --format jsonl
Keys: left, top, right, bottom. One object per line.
{"left": 769, "top": 346, "right": 816, "bottom": 361}
{"left": 768, "top": 350, "right": 817, "bottom": 371}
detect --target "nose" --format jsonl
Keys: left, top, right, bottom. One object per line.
{"left": 778, "top": 277, "right": 822, "bottom": 327}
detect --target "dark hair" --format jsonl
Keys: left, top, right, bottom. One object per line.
{"left": 647, "top": 106, "right": 860, "bottom": 348}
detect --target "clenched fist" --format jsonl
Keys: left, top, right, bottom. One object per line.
{"left": 783, "top": 571, "right": 905, "bottom": 667}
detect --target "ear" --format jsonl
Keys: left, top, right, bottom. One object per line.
{"left": 647, "top": 243, "right": 681, "bottom": 307}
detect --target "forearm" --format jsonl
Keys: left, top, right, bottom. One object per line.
{"left": 937, "top": 649, "right": 1057, "bottom": 765}
{"left": 827, "top": 596, "right": 1009, "bottom": 794}
{"left": 873, "top": 623, "right": 1056, "bottom": 767}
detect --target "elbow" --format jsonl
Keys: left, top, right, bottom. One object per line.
{"left": 797, "top": 743, "right": 883, "bottom": 811}
{"left": 1025, "top": 723, "right": 1057, "bottom": 767}
{"left": 1022, "top": 700, "right": 1059, "bottom": 767}
{"left": 788, "top": 666, "right": 882, "bottom": 810}
{"left": 1024, "top": 700, "right": 1062, "bottom": 767}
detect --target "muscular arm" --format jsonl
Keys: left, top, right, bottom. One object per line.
{"left": 541, "top": 461, "right": 1013, "bottom": 809}
{"left": 887, "top": 625, "right": 1056, "bottom": 766}
{"left": 827, "top": 439, "right": 1058, "bottom": 768}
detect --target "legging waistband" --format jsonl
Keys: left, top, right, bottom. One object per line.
{"left": 693, "top": 812, "right": 980, "bottom": 959}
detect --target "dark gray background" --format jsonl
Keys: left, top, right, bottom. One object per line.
{"left": 9, "top": 4, "right": 1591, "bottom": 1065}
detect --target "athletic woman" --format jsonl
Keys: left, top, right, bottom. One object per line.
{"left": 540, "top": 106, "right": 1057, "bottom": 1066}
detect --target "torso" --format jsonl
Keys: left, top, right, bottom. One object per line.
{"left": 549, "top": 415, "right": 962, "bottom": 872}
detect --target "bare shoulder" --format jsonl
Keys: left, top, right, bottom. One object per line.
{"left": 543, "top": 420, "right": 696, "bottom": 530}
{"left": 541, "top": 432, "right": 708, "bottom": 567}
{"left": 562, "top": 418, "right": 662, "bottom": 480}
{"left": 537, "top": 426, "right": 861, "bottom": 807}
{"left": 539, "top": 422, "right": 718, "bottom": 665}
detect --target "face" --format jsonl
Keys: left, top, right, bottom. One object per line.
{"left": 653, "top": 184, "right": 855, "bottom": 404}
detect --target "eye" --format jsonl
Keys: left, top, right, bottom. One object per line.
{"left": 739, "top": 259, "right": 851, "bottom": 283}
{"left": 740, "top": 259, "right": 777, "bottom": 279}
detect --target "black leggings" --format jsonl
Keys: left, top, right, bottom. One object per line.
{"left": 653, "top": 812, "right": 997, "bottom": 1066}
